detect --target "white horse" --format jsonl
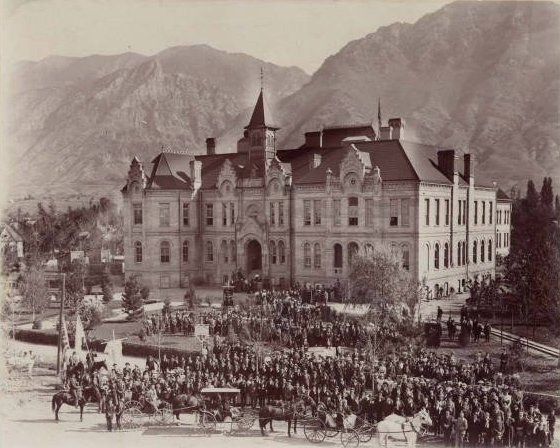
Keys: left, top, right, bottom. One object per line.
{"left": 377, "top": 409, "right": 432, "bottom": 448}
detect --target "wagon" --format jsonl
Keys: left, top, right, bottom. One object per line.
{"left": 200, "top": 388, "right": 257, "bottom": 434}
{"left": 120, "top": 395, "right": 174, "bottom": 430}
{"left": 303, "top": 414, "right": 376, "bottom": 447}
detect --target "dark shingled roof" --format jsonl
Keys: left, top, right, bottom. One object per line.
{"left": 147, "top": 152, "right": 193, "bottom": 190}
{"left": 245, "top": 90, "right": 280, "bottom": 130}
{"left": 497, "top": 188, "right": 512, "bottom": 201}
{"left": 194, "top": 153, "right": 251, "bottom": 189}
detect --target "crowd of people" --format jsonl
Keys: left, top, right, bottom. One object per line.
{"left": 62, "top": 287, "right": 556, "bottom": 446}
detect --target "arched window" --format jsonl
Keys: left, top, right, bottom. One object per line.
{"left": 444, "top": 243, "right": 449, "bottom": 268}
{"left": 473, "top": 241, "right": 478, "bottom": 264}
{"left": 221, "top": 240, "right": 229, "bottom": 263}
{"left": 230, "top": 240, "right": 236, "bottom": 264}
{"left": 402, "top": 244, "right": 410, "bottom": 271}
{"left": 457, "top": 242, "right": 461, "bottom": 266}
{"left": 160, "top": 241, "right": 170, "bottom": 263}
{"left": 270, "top": 241, "right": 277, "bottom": 264}
{"left": 334, "top": 243, "right": 343, "bottom": 268}
{"left": 278, "top": 240, "right": 286, "bottom": 264}
{"left": 314, "top": 243, "right": 321, "bottom": 268}
{"left": 462, "top": 241, "right": 466, "bottom": 265}
{"left": 480, "top": 240, "right": 485, "bottom": 263}
{"left": 488, "top": 240, "right": 493, "bottom": 262}
{"left": 135, "top": 241, "right": 142, "bottom": 263}
{"left": 206, "top": 241, "right": 214, "bottom": 262}
{"left": 434, "top": 243, "right": 440, "bottom": 269}
{"left": 425, "top": 244, "right": 430, "bottom": 271}
{"left": 364, "top": 243, "right": 374, "bottom": 255}
{"left": 348, "top": 242, "right": 359, "bottom": 265}
{"left": 304, "top": 243, "right": 311, "bottom": 268}
{"left": 182, "top": 241, "right": 189, "bottom": 263}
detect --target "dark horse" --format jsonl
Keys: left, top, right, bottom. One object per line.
{"left": 170, "top": 394, "right": 205, "bottom": 420}
{"left": 51, "top": 386, "right": 102, "bottom": 421}
{"left": 259, "top": 396, "right": 315, "bottom": 437}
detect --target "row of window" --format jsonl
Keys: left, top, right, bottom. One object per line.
{"left": 304, "top": 198, "right": 410, "bottom": 228}
{"left": 135, "top": 240, "right": 236, "bottom": 264}
{"left": 497, "top": 232, "right": 510, "bottom": 248}
{"left": 269, "top": 240, "right": 287, "bottom": 264}
{"left": 426, "top": 238, "right": 493, "bottom": 271}
{"left": 269, "top": 202, "right": 285, "bottom": 227}
{"left": 423, "top": 199, "right": 495, "bottom": 227}
{"left": 497, "top": 209, "right": 510, "bottom": 225}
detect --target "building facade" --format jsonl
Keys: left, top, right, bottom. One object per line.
{"left": 122, "top": 89, "right": 511, "bottom": 297}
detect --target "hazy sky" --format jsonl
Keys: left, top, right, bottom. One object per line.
{"left": 3, "top": 0, "right": 450, "bottom": 74}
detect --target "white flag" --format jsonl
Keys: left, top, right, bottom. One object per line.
{"left": 104, "top": 340, "right": 123, "bottom": 366}
{"left": 75, "top": 314, "right": 86, "bottom": 359}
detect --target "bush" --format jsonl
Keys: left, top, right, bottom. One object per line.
{"left": 32, "top": 320, "right": 42, "bottom": 330}
{"left": 140, "top": 286, "right": 150, "bottom": 301}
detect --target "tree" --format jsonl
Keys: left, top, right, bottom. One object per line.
{"left": 122, "top": 275, "right": 144, "bottom": 320}
{"left": 540, "top": 177, "right": 554, "bottom": 212}
{"left": 140, "top": 286, "right": 150, "bottom": 302}
{"left": 78, "top": 296, "right": 105, "bottom": 333}
{"left": 65, "top": 260, "right": 86, "bottom": 313}
{"left": 101, "top": 279, "right": 113, "bottom": 304}
{"left": 347, "top": 244, "right": 420, "bottom": 320}
{"left": 20, "top": 265, "right": 50, "bottom": 322}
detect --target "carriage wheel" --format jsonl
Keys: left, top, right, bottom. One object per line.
{"left": 155, "top": 402, "right": 174, "bottom": 426}
{"left": 198, "top": 411, "right": 217, "bottom": 432}
{"left": 124, "top": 400, "right": 142, "bottom": 411}
{"left": 122, "top": 406, "right": 143, "bottom": 430}
{"left": 236, "top": 415, "right": 255, "bottom": 431}
{"left": 340, "top": 429, "right": 360, "bottom": 448}
{"left": 324, "top": 424, "right": 339, "bottom": 438}
{"left": 354, "top": 418, "right": 375, "bottom": 443}
{"left": 304, "top": 419, "right": 326, "bottom": 443}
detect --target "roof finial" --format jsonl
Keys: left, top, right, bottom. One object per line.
{"left": 260, "top": 66, "right": 264, "bottom": 92}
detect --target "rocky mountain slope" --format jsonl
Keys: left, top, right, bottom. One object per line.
{"left": 219, "top": 1, "right": 559, "bottom": 189}
{"left": 6, "top": 45, "right": 309, "bottom": 190}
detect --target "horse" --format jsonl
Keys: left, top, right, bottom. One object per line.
{"left": 89, "top": 360, "right": 108, "bottom": 373}
{"left": 170, "top": 394, "right": 205, "bottom": 420}
{"left": 258, "top": 396, "right": 315, "bottom": 437}
{"left": 52, "top": 391, "right": 86, "bottom": 421}
{"left": 377, "top": 409, "right": 433, "bottom": 448}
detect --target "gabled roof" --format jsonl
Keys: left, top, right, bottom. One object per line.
{"left": 245, "top": 90, "right": 280, "bottom": 130}
{"left": 497, "top": 188, "right": 512, "bottom": 201}
{"left": 0, "top": 224, "right": 24, "bottom": 242}
{"left": 147, "top": 152, "right": 193, "bottom": 190}
{"left": 194, "top": 153, "right": 251, "bottom": 189}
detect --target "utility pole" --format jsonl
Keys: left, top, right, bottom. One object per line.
{"left": 56, "top": 273, "right": 66, "bottom": 375}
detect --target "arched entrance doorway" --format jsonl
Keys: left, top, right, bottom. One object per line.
{"left": 246, "top": 239, "right": 262, "bottom": 273}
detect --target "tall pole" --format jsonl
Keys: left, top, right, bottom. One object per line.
{"left": 56, "top": 273, "right": 66, "bottom": 375}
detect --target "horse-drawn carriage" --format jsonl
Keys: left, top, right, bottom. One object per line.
{"left": 199, "top": 388, "right": 258, "bottom": 434}
{"left": 120, "top": 392, "right": 175, "bottom": 429}
{"left": 302, "top": 407, "right": 373, "bottom": 447}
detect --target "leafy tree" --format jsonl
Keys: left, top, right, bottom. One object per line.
{"left": 101, "top": 279, "right": 114, "bottom": 304}
{"left": 20, "top": 265, "right": 50, "bottom": 322}
{"left": 347, "top": 244, "right": 420, "bottom": 320}
{"left": 140, "top": 286, "right": 150, "bottom": 301}
{"left": 122, "top": 275, "right": 144, "bottom": 320}
{"left": 78, "top": 296, "right": 105, "bottom": 333}
{"left": 65, "top": 260, "right": 85, "bottom": 313}
{"left": 540, "top": 177, "right": 554, "bottom": 211}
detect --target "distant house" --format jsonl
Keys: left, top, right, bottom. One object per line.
{"left": 0, "top": 223, "right": 24, "bottom": 261}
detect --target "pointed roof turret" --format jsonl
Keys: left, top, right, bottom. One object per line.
{"left": 245, "top": 90, "right": 280, "bottom": 130}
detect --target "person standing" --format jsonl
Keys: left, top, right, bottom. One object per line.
{"left": 105, "top": 395, "right": 115, "bottom": 431}
{"left": 454, "top": 410, "right": 468, "bottom": 448}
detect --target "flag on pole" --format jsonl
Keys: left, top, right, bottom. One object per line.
{"left": 60, "top": 316, "right": 70, "bottom": 376}
{"left": 75, "top": 314, "right": 86, "bottom": 359}
{"left": 104, "top": 340, "right": 123, "bottom": 367}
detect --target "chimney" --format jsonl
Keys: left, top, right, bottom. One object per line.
{"left": 189, "top": 160, "right": 202, "bottom": 190}
{"left": 437, "top": 150, "right": 458, "bottom": 181}
{"left": 304, "top": 131, "right": 323, "bottom": 148}
{"left": 379, "top": 126, "right": 391, "bottom": 140}
{"left": 388, "top": 118, "right": 405, "bottom": 140}
{"left": 206, "top": 137, "right": 216, "bottom": 155}
{"left": 464, "top": 153, "right": 475, "bottom": 185}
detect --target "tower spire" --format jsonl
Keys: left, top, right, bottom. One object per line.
{"left": 260, "top": 66, "right": 264, "bottom": 92}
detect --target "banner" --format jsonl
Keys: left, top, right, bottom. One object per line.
{"left": 104, "top": 339, "right": 123, "bottom": 367}
{"left": 75, "top": 314, "right": 86, "bottom": 359}
{"left": 60, "top": 316, "right": 70, "bottom": 376}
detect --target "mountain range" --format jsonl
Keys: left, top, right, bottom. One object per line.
{"left": 5, "top": 1, "right": 560, "bottom": 197}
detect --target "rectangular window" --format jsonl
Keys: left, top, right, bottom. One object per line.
{"left": 270, "top": 202, "right": 275, "bottom": 226}
{"left": 401, "top": 199, "right": 410, "bottom": 226}
{"left": 489, "top": 202, "right": 493, "bottom": 224}
{"left": 482, "top": 201, "right": 486, "bottom": 224}
{"left": 159, "top": 203, "right": 170, "bottom": 227}
{"left": 474, "top": 201, "right": 478, "bottom": 225}
{"left": 303, "top": 200, "right": 311, "bottom": 226}
{"left": 182, "top": 243, "right": 189, "bottom": 263}
{"left": 313, "top": 200, "right": 322, "bottom": 225}
{"left": 278, "top": 202, "right": 284, "bottom": 226}
{"left": 230, "top": 202, "right": 235, "bottom": 226}
{"left": 133, "top": 203, "right": 143, "bottom": 225}
{"left": 390, "top": 199, "right": 398, "bottom": 226}
{"left": 435, "top": 199, "right": 440, "bottom": 225}
{"left": 333, "top": 200, "right": 341, "bottom": 226}
{"left": 458, "top": 200, "right": 462, "bottom": 225}
{"left": 182, "top": 203, "right": 189, "bottom": 226}
{"left": 206, "top": 204, "right": 214, "bottom": 226}
{"left": 425, "top": 199, "right": 430, "bottom": 226}
{"left": 445, "top": 200, "right": 450, "bottom": 226}
{"left": 366, "top": 199, "right": 374, "bottom": 226}
{"left": 348, "top": 197, "right": 359, "bottom": 226}
{"left": 222, "top": 203, "right": 227, "bottom": 226}
{"left": 463, "top": 200, "right": 467, "bottom": 225}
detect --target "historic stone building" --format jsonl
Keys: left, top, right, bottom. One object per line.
{"left": 495, "top": 189, "right": 512, "bottom": 259}
{"left": 122, "top": 88, "right": 511, "bottom": 296}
